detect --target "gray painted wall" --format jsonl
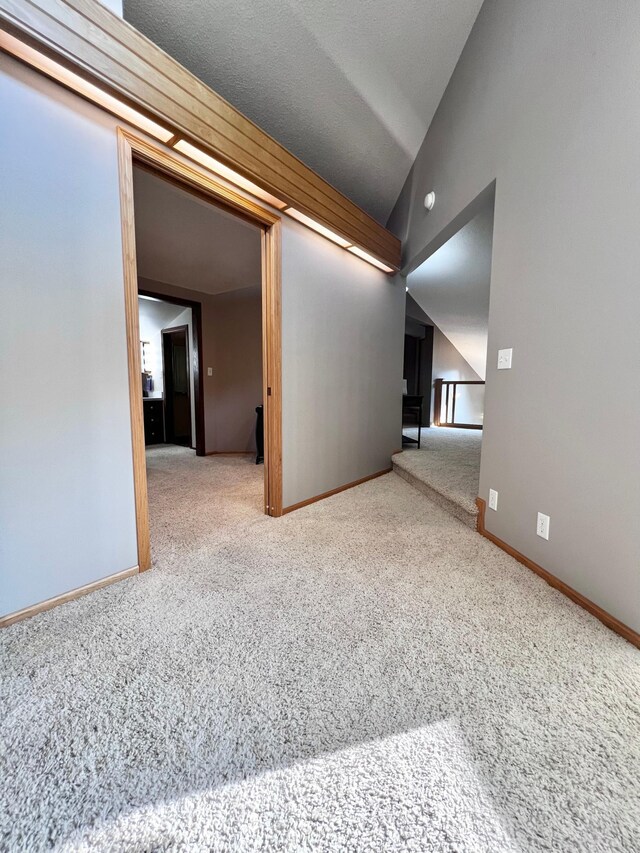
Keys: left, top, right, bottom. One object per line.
{"left": 203, "top": 287, "right": 262, "bottom": 453}
{"left": 282, "top": 218, "right": 405, "bottom": 508}
{"left": 1, "top": 52, "right": 405, "bottom": 617}
{"left": 389, "top": 0, "right": 640, "bottom": 631}
{"left": 0, "top": 55, "right": 138, "bottom": 617}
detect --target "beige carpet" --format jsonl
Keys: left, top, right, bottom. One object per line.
{"left": 1, "top": 445, "right": 639, "bottom": 851}
{"left": 393, "top": 427, "right": 482, "bottom": 523}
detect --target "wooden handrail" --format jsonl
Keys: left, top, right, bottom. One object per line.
{"left": 433, "top": 379, "right": 485, "bottom": 430}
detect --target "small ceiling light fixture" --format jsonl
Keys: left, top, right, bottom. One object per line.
{"left": 424, "top": 191, "right": 436, "bottom": 212}
{"left": 174, "top": 140, "right": 288, "bottom": 210}
{"left": 348, "top": 246, "right": 395, "bottom": 274}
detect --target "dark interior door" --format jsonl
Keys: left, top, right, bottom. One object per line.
{"left": 403, "top": 324, "right": 434, "bottom": 426}
{"left": 403, "top": 334, "right": 420, "bottom": 396}
{"left": 162, "top": 326, "right": 192, "bottom": 446}
{"left": 419, "top": 325, "right": 434, "bottom": 426}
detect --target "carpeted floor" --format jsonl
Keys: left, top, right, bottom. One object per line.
{"left": 393, "top": 427, "right": 482, "bottom": 524}
{"left": 1, "top": 445, "right": 639, "bottom": 852}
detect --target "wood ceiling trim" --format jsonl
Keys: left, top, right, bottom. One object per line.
{"left": 0, "top": 0, "right": 401, "bottom": 269}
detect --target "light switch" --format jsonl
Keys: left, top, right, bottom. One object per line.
{"left": 497, "top": 348, "right": 513, "bottom": 370}
{"left": 207, "top": 367, "right": 213, "bottom": 377}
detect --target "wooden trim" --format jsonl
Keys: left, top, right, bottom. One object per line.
{"left": 0, "top": 566, "right": 139, "bottom": 628}
{"left": 118, "top": 133, "right": 151, "bottom": 571}
{"left": 476, "top": 498, "right": 640, "bottom": 649}
{"left": 262, "top": 221, "right": 283, "bottom": 516}
{"left": 434, "top": 378, "right": 485, "bottom": 429}
{"left": 139, "top": 287, "right": 205, "bottom": 456}
{"left": 122, "top": 131, "right": 279, "bottom": 228}
{"left": 433, "top": 378, "right": 443, "bottom": 427}
{"left": 0, "top": 0, "right": 400, "bottom": 269}
{"left": 282, "top": 468, "right": 392, "bottom": 515}
{"left": 119, "top": 130, "right": 283, "bottom": 522}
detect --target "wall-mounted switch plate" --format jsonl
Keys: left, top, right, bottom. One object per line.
{"left": 207, "top": 367, "right": 213, "bottom": 376}
{"left": 497, "top": 348, "right": 513, "bottom": 369}
{"left": 536, "top": 512, "right": 550, "bottom": 540}
{"left": 489, "top": 489, "right": 498, "bottom": 511}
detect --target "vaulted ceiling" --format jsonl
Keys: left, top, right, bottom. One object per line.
{"left": 407, "top": 198, "right": 494, "bottom": 379}
{"left": 124, "top": 0, "right": 484, "bottom": 224}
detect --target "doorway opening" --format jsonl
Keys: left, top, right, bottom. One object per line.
{"left": 395, "top": 187, "right": 495, "bottom": 527}
{"left": 162, "top": 325, "right": 192, "bottom": 447}
{"left": 118, "top": 130, "right": 283, "bottom": 572}
{"left": 138, "top": 287, "right": 204, "bottom": 453}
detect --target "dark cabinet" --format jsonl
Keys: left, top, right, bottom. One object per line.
{"left": 143, "top": 399, "right": 164, "bottom": 445}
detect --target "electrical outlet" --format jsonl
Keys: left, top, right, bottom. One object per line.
{"left": 207, "top": 367, "right": 213, "bottom": 376}
{"left": 489, "top": 489, "right": 498, "bottom": 511}
{"left": 497, "top": 348, "right": 513, "bottom": 370}
{"left": 536, "top": 512, "right": 550, "bottom": 540}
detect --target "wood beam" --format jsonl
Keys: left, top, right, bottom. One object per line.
{"left": 0, "top": 0, "right": 401, "bottom": 270}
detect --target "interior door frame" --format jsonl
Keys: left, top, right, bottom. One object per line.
{"left": 140, "top": 289, "right": 205, "bottom": 455}
{"left": 118, "top": 128, "right": 283, "bottom": 572}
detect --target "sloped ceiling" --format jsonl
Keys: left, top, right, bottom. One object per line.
{"left": 124, "top": 0, "right": 484, "bottom": 224}
{"left": 133, "top": 166, "right": 262, "bottom": 295}
{"left": 138, "top": 296, "right": 186, "bottom": 330}
{"left": 407, "top": 200, "right": 494, "bottom": 379}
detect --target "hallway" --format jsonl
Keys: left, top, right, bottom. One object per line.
{"left": 1, "top": 449, "right": 638, "bottom": 851}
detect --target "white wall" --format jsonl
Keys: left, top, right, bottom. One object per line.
{"left": 432, "top": 328, "right": 483, "bottom": 425}
{"left": 138, "top": 297, "right": 182, "bottom": 398}
{"left": 101, "top": 0, "right": 123, "bottom": 16}
{"left": 282, "top": 219, "right": 405, "bottom": 508}
{"left": 0, "top": 55, "right": 137, "bottom": 617}
{"left": 389, "top": 0, "right": 640, "bottom": 632}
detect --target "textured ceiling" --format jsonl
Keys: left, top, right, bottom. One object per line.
{"left": 133, "top": 166, "right": 262, "bottom": 295}
{"left": 407, "top": 199, "right": 494, "bottom": 379}
{"left": 124, "top": 0, "right": 484, "bottom": 224}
